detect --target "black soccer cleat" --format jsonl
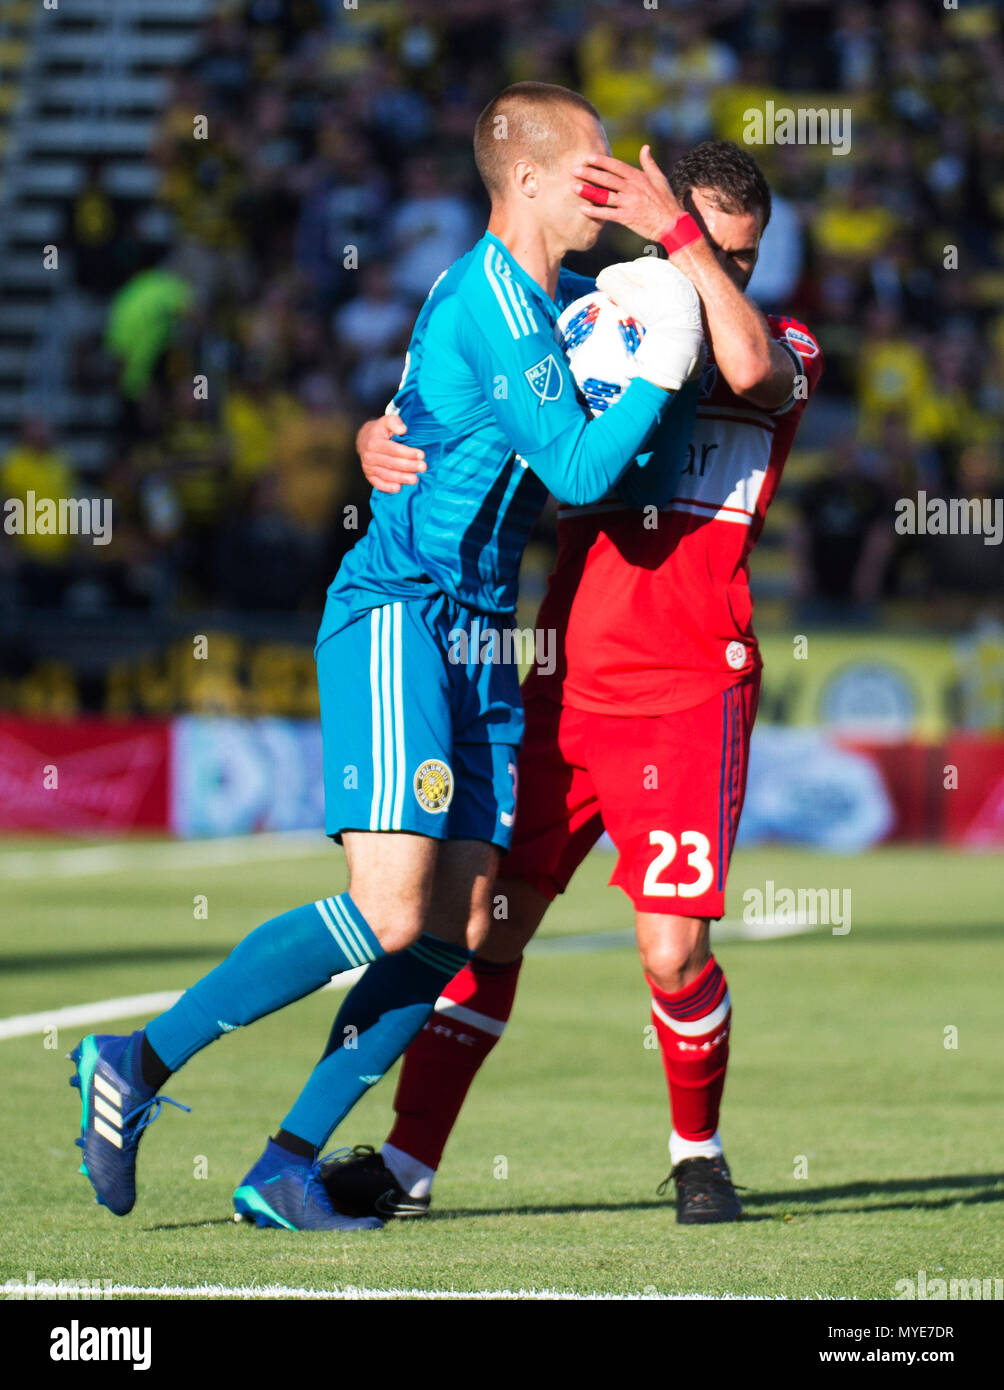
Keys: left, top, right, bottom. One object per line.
{"left": 659, "top": 1155, "right": 743, "bottom": 1224}
{"left": 320, "top": 1145, "right": 430, "bottom": 1220}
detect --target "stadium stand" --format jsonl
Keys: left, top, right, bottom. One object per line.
{"left": 0, "top": 0, "right": 214, "bottom": 472}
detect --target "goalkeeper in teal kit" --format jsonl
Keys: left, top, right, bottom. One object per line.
{"left": 68, "top": 82, "right": 705, "bottom": 1231}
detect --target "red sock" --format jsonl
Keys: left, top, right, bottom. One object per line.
{"left": 648, "top": 956, "right": 731, "bottom": 1142}
{"left": 386, "top": 956, "right": 523, "bottom": 1170}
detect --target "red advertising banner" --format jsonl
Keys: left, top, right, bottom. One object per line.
{"left": 942, "top": 735, "right": 1004, "bottom": 848}
{"left": 0, "top": 716, "right": 1001, "bottom": 846}
{"left": 0, "top": 719, "right": 171, "bottom": 834}
{"left": 837, "top": 740, "right": 943, "bottom": 842}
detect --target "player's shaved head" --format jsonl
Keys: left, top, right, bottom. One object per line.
{"left": 474, "top": 83, "right": 602, "bottom": 201}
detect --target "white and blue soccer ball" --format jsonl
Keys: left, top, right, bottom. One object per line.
{"left": 555, "top": 290, "right": 645, "bottom": 417}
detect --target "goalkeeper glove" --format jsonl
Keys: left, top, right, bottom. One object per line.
{"left": 596, "top": 257, "right": 704, "bottom": 392}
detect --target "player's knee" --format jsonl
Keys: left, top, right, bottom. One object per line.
{"left": 476, "top": 913, "right": 535, "bottom": 963}
{"left": 344, "top": 869, "right": 436, "bottom": 953}
{"left": 365, "top": 915, "right": 426, "bottom": 955}
{"left": 640, "top": 931, "right": 710, "bottom": 992}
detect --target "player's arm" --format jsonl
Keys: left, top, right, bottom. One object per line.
{"left": 354, "top": 346, "right": 668, "bottom": 506}
{"left": 356, "top": 383, "right": 700, "bottom": 509}
{"left": 575, "top": 148, "right": 796, "bottom": 410}
{"left": 357, "top": 338, "right": 699, "bottom": 507}
{"left": 669, "top": 237, "right": 796, "bottom": 409}
{"left": 615, "top": 378, "right": 699, "bottom": 510}
{"left": 459, "top": 296, "right": 699, "bottom": 509}
{"left": 514, "top": 375, "right": 667, "bottom": 508}
{"left": 356, "top": 412, "right": 425, "bottom": 494}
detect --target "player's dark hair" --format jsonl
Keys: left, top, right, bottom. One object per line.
{"left": 669, "top": 141, "right": 772, "bottom": 228}
{"left": 474, "top": 83, "right": 602, "bottom": 200}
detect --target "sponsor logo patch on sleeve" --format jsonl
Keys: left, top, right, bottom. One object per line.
{"left": 783, "top": 325, "right": 819, "bottom": 358}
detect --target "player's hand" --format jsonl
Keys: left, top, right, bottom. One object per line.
{"left": 597, "top": 257, "right": 704, "bottom": 392}
{"left": 574, "top": 146, "right": 688, "bottom": 245}
{"left": 357, "top": 412, "right": 425, "bottom": 494}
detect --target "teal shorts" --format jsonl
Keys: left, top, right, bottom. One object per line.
{"left": 316, "top": 593, "right": 522, "bottom": 849}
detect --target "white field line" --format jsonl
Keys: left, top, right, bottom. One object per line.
{"left": 534, "top": 918, "right": 814, "bottom": 954}
{"left": 0, "top": 970, "right": 366, "bottom": 1041}
{"left": 0, "top": 920, "right": 812, "bottom": 1042}
{"left": 0, "top": 1280, "right": 795, "bottom": 1301}
{"left": 0, "top": 831, "right": 325, "bottom": 880}
{"left": 0, "top": 991, "right": 185, "bottom": 1041}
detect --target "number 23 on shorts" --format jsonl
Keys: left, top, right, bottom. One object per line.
{"left": 642, "top": 829, "right": 715, "bottom": 899}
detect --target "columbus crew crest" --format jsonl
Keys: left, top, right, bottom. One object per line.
{"left": 413, "top": 758, "right": 454, "bottom": 814}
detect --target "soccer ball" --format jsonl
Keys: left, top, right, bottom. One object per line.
{"left": 555, "top": 290, "right": 645, "bottom": 417}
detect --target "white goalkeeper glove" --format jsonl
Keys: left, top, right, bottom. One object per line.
{"left": 596, "top": 257, "right": 704, "bottom": 392}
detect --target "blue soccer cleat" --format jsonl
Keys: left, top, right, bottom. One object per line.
{"left": 68, "top": 1032, "right": 189, "bottom": 1216}
{"left": 233, "top": 1140, "right": 384, "bottom": 1231}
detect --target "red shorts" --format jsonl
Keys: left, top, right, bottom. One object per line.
{"left": 502, "top": 679, "right": 760, "bottom": 919}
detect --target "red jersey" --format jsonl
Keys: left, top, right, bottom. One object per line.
{"left": 527, "top": 315, "right": 824, "bottom": 717}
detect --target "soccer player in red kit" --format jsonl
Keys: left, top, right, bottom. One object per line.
{"left": 325, "top": 142, "right": 823, "bottom": 1224}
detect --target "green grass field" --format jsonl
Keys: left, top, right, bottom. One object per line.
{"left": 1, "top": 836, "right": 1001, "bottom": 1300}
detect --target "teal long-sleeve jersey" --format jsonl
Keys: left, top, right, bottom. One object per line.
{"left": 319, "top": 231, "right": 694, "bottom": 641}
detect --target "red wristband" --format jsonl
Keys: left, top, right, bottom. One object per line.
{"left": 658, "top": 212, "right": 701, "bottom": 254}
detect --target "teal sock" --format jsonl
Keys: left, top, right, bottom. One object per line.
{"left": 145, "top": 893, "right": 382, "bottom": 1073}
{"left": 279, "top": 934, "right": 471, "bottom": 1151}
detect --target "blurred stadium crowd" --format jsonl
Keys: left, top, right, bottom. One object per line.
{"left": 3, "top": 0, "right": 1002, "bottom": 629}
